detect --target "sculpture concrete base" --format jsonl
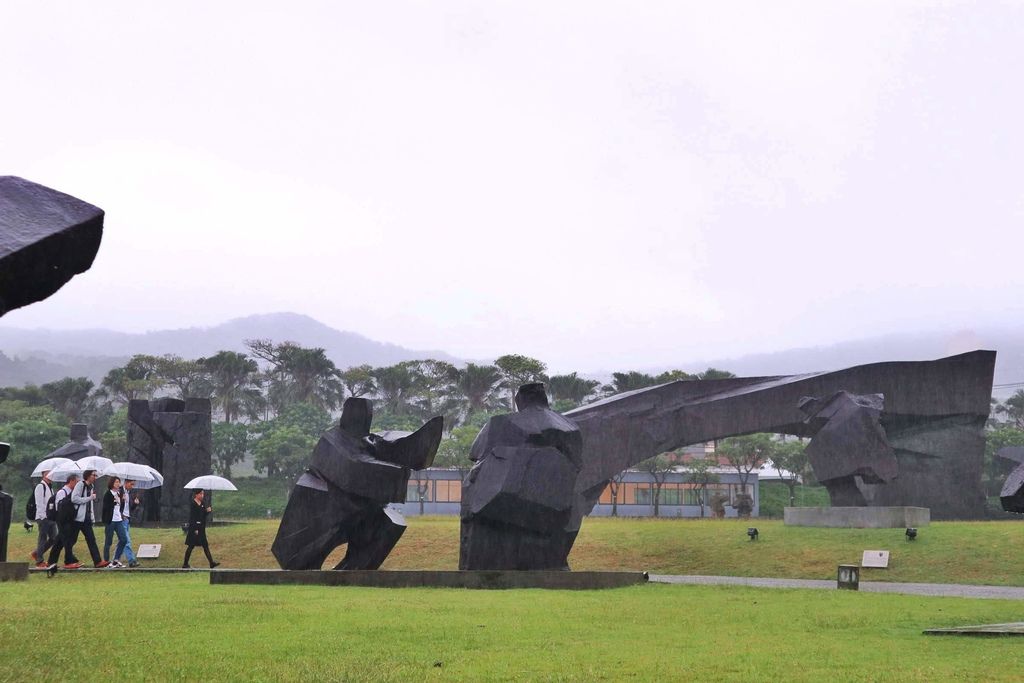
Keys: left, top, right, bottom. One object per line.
{"left": 210, "top": 569, "right": 648, "bottom": 590}
{"left": 784, "top": 506, "right": 930, "bottom": 528}
{"left": 0, "top": 561, "right": 29, "bottom": 582}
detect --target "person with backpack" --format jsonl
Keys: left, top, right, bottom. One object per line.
{"left": 72, "top": 469, "right": 109, "bottom": 568}
{"left": 46, "top": 473, "right": 82, "bottom": 570}
{"left": 29, "top": 470, "right": 57, "bottom": 568}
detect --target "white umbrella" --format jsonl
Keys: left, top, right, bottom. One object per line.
{"left": 49, "top": 461, "right": 83, "bottom": 482}
{"left": 76, "top": 455, "right": 114, "bottom": 472}
{"left": 131, "top": 467, "right": 164, "bottom": 490}
{"left": 32, "top": 457, "right": 74, "bottom": 478}
{"left": 102, "top": 462, "right": 158, "bottom": 482}
{"left": 183, "top": 475, "right": 237, "bottom": 491}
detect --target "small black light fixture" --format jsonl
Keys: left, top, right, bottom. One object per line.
{"left": 747, "top": 527, "right": 759, "bottom": 541}
{"left": 837, "top": 564, "right": 860, "bottom": 590}
{"left": 905, "top": 527, "right": 918, "bottom": 541}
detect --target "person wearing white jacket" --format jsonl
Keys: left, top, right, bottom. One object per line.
{"left": 31, "top": 471, "right": 57, "bottom": 568}
{"left": 71, "top": 469, "right": 108, "bottom": 568}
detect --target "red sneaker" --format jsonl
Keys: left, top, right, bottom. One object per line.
{"left": 64, "top": 562, "right": 83, "bottom": 570}
{"left": 30, "top": 551, "right": 39, "bottom": 562}
{"left": 35, "top": 562, "right": 49, "bottom": 569}
{"left": 96, "top": 561, "right": 110, "bottom": 568}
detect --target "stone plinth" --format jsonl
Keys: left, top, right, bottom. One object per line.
{"left": 784, "top": 506, "right": 930, "bottom": 528}
{"left": 0, "top": 562, "right": 29, "bottom": 582}
{"left": 210, "top": 569, "right": 648, "bottom": 590}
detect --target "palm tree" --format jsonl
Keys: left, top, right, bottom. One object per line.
{"left": 547, "top": 373, "right": 600, "bottom": 408}
{"left": 203, "top": 350, "right": 260, "bottom": 423}
{"left": 454, "top": 363, "right": 504, "bottom": 416}
{"left": 372, "top": 362, "right": 418, "bottom": 416}
{"left": 40, "top": 376, "right": 95, "bottom": 421}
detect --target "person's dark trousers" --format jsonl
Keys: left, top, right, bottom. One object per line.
{"left": 183, "top": 543, "right": 215, "bottom": 567}
{"left": 34, "top": 519, "right": 58, "bottom": 560}
{"left": 47, "top": 522, "right": 79, "bottom": 565}
{"left": 76, "top": 521, "right": 102, "bottom": 565}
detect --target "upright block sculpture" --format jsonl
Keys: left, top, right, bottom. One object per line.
{"left": 997, "top": 446, "right": 1024, "bottom": 513}
{"left": 0, "top": 176, "right": 104, "bottom": 317}
{"left": 272, "top": 398, "right": 443, "bottom": 570}
{"left": 460, "top": 383, "right": 583, "bottom": 570}
{"left": 126, "top": 398, "right": 212, "bottom": 522}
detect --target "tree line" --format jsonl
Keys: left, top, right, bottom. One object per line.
{"left": 3, "top": 340, "right": 1021, "bottom": 517}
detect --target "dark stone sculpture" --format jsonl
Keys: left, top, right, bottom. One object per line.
{"left": 0, "top": 443, "right": 11, "bottom": 562}
{"left": 997, "top": 446, "right": 1024, "bottom": 513}
{"left": 272, "top": 398, "right": 443, "bottom": 570}
{"left": 0, "top": 176, "right": 104, "bottom": 317}
{"left": 460, "top": 383, "right": 583, "bottom": 570}
{"left": 799, "top": 392, "right": 898, "bottom": 506}
{"left": 126, "top": 398, "right": 212, "bottom": 522}
{"left": 44, "top": 423, "right": 103, "bottom": 461}
{"left": 566, "top": 351, "right": 996, "bottom": 525}
{"left": 0, "top": 177, "right": 102, "bottom": 564}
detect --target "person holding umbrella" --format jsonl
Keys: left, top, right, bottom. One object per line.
{"left": 183, "top": 489, "right": 219, "bottom": 569}
{"left": 46, "top": 472, "right": 82, "bottom": 570}
{"left": 30, "top": 469, "right": 57, "bottom": 568}
{"left": 116, "top": 478, "right": 141, "bottom": 568}
{"left": 72, "top": 469, "right": 109, "bottom": 568}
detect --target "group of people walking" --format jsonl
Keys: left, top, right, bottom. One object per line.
{"left": 30, "top": 470, "right": 219, "bottom": 570}
{"left": 31, "top": 469, "right": 141, "bottom": 570}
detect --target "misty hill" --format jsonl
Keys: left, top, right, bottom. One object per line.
{"left": 0, "top": 312, "right": 460, "bottom": 386}
{"left": 661, "top": 327, "right": 1024, "bottom": 399}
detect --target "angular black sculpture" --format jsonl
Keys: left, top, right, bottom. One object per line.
{"left": 272, "top": 398, "right": 443, "bottom": 570}
{"left": 799, "top": 392, "right": 897, "bottom": 506}
{"left": 0, "top": 177, "right": 103, "bottom": 564}
{"left": 0, "top": 176, "right": 104, "bottom": 317}
{"left": 460, "top": 383, "right": 583, "bottom": 570}
{"left": 566, "top": 351, "right": 996, "bottom": 523}
{"left": 997, "top": 446, "right": 1024, "bottom": 513}
{"left": 44, "top": 423, "right": 103, "bottom": 461}
{"left": 126, "top": 398, "right": 212, "bottom": 522}
{"left": 0, "top": 443, "right": 11, "bottom": 562}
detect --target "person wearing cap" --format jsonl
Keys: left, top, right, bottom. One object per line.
{"left": 182, "top": 489, "right": 219, "bottom": 569}
{"left": 72, "top": 469, "right": 109, "bottom": 568}
{"left": 46, "top": 473, "right": 82, "bottom": 570}
{"left": 30, "top": 470, "right": 57, "bottom": 568}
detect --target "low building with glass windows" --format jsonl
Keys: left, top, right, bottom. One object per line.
{"left": 396, "top": 462, "right": 759, "bottom": 519}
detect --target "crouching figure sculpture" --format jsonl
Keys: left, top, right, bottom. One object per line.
{"left": 460, "top": 383, "right": 583, "bottom": 570}
{"left": 272, "top": 398, "right": 443, "bottom": 570}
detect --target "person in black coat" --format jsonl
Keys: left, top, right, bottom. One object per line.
{"left": 182, "top": 489, "right": 219, "bottom": 569}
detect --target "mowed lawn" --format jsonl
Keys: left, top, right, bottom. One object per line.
{"left": 8, "top": 517, "right": 1022, "bottom": 585}
{"left": 2, "top": 573, "right": 1023, "bottom": 682}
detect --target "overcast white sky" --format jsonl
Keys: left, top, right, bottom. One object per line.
{"left": 2, "top": 2, "right": 1022, "bottom": 372}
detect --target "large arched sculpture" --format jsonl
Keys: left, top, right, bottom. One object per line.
{"left": 565, "top": 350, "right": 996, "bottom": 538}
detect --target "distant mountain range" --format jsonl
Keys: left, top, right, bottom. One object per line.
{"left": 1, "top": 312, "right": 1022, "bottom": 397}
{"left": 0, "top": 312, "right": 459, "bottom": 386}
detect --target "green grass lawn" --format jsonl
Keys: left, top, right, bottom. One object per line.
{"left": 8, "top": 517, "right": 1023, "bottom": 585}
{"left": 1, "top": 574, "right": 1022, "bottom": 682}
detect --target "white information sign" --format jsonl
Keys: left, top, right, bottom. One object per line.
{"left": 137, "top": 544, "right": 162, "bottom": 559}
{"left": 861, "top": 550, "right": 890, "bottom": 568}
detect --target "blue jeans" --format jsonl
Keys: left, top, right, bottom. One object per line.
{"left": 104, "top": 521, "right": 137, "bottom": 563}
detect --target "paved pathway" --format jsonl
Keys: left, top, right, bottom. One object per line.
{"left": 649, "top": 574, "right": 1024, "bottom": 600}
